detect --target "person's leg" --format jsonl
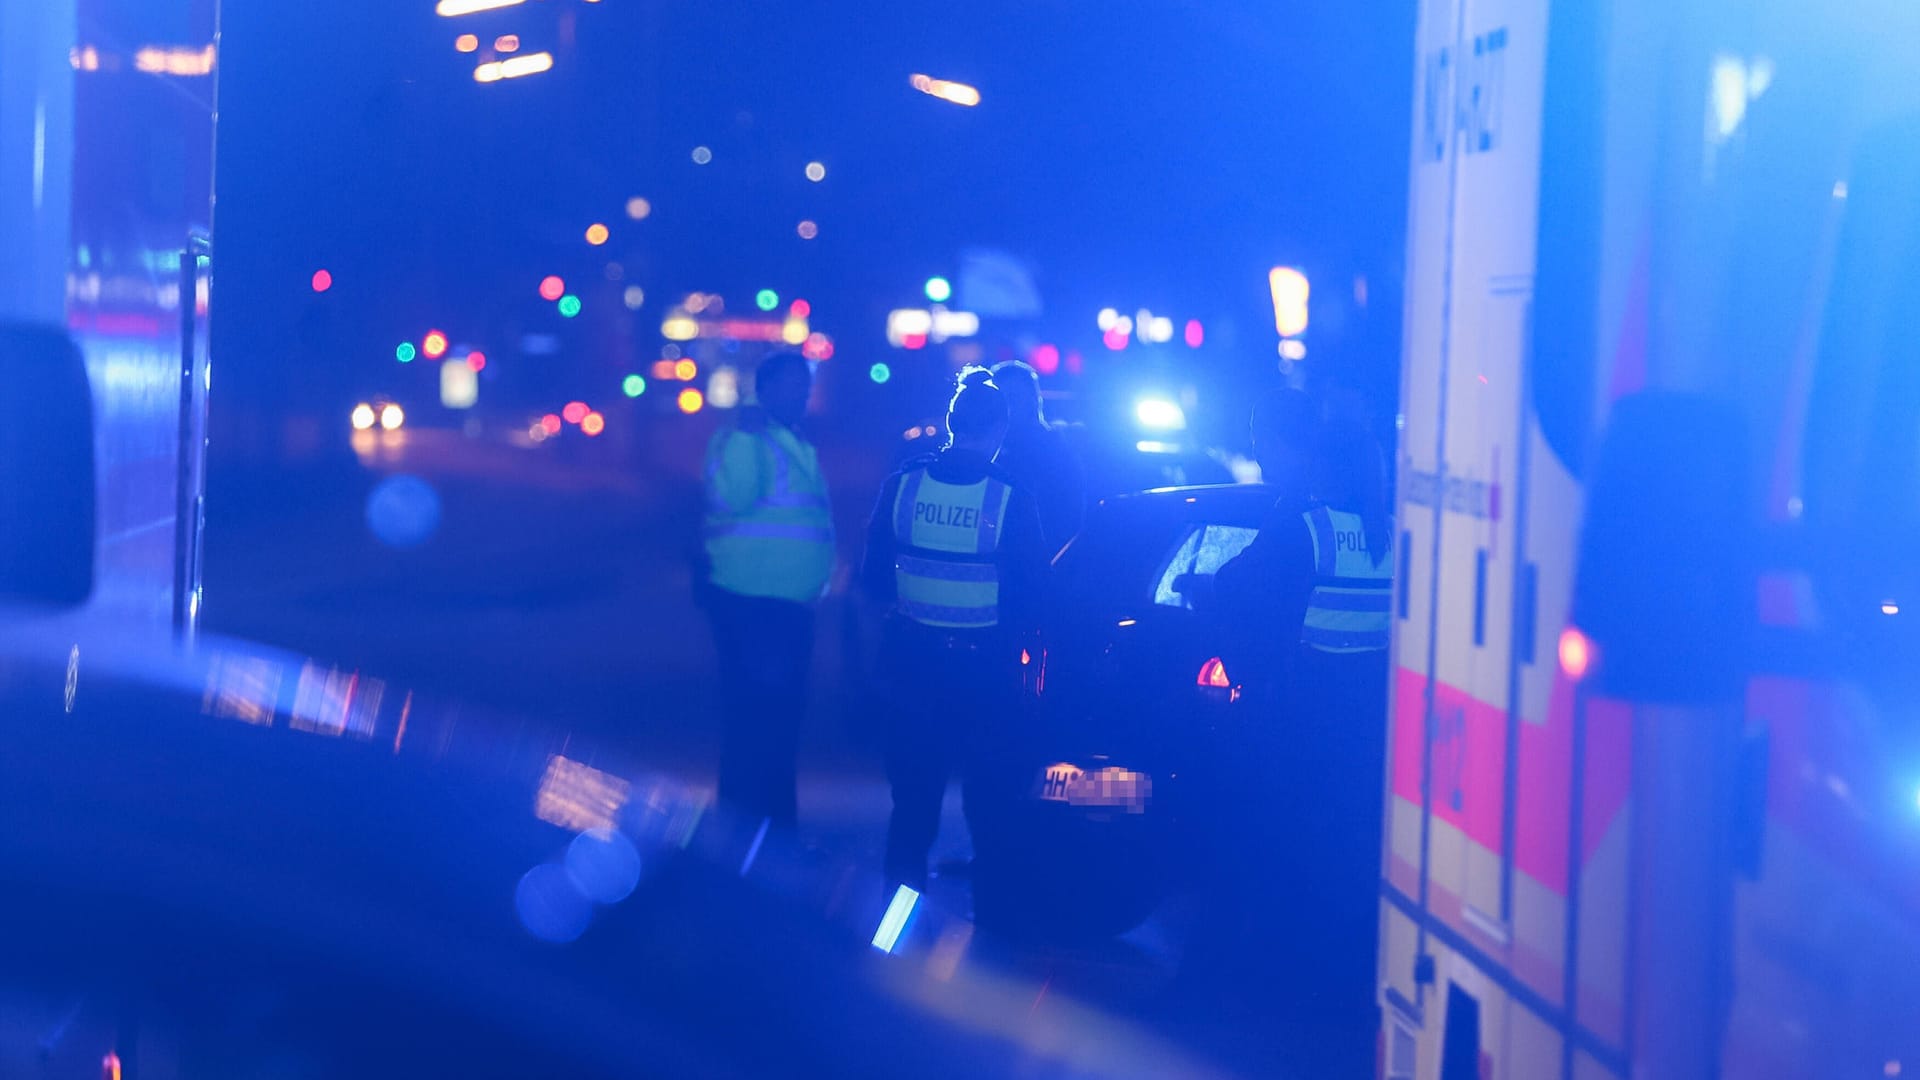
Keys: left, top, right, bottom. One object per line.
{"left": 883, "top": 638, "right": 952, "bottom": 890}
{"left": 709, "top": 589, "right": 762, "bottom": 814}
{"left": 758, "top": 599, "right": 813, "bottom": 826}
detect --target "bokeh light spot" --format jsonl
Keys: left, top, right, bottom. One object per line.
{"left": 539, "top": 275, "right": 565, "bottom": 301}
{"left": 422, "top": 331, "right": 449, "bottom": 359}
{"left": 622, "top": 285, "right": 645, "bottom": 309}
{"left": 395, "top": 342, "right": 416, "bottom": 363}
{"left": 676, "top": 387, "right": 704, "bottom": 413}
{"left": 924, "top": 276, "right": 951, "bottom": 303}
{"left": 558, "top": 294, "right": 582, "bottom": 317}
{"left": 755, "top": 289, "right": 779, "bottom": 311}
{"left": 869, "top": 362, "right": 892, "bottom": 384}
{"left": 540, "top": 413, "right": 563, "bottom": 435}
{"left": 454, "top": 33, "right": 478, "bottom": 52}
{"left": 365, "top": 474, "right": 441, "bottom": 549}
{"left": 565, "top": 829, "right": 643, "bottom": 904}
{"left": 625, "top": 196, "right": 651, "bottom": 220}
{"left": 673, "top": 359, "right": 698, "bottom": 381}
{"left": 622, "top": 374, "right": 646, "bottom": 397}
{"left": 796, "top": 220, "right": 819, "bottom": 240}
{"left": 691, "top": 145, "right": 712, "bottom": 165}
{"left": 310, "top": 269, "right": 332, "bottom": 292}
{"left": 514, "top": 863, "right": 593, "bottom": 944}
{"left": 584, "top": 223, "right": 609, "bottom": 246}
{"left": 467, "top": 351, "right": 487, "bottom": 372}
{"left": 581, "top": 411, "right": 605, "bottom": 436}
{"left": 804, "top": 161, "right": 826, "bottom": 182}
{"left": 562, "top": 401, "right": 589, "bottom": 424}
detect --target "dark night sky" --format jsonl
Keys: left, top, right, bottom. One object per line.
{"left": 213, "top": 0, "right": 1412, "bottom": 442}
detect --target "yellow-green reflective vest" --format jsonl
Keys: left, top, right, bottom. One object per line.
{"left": 890, "top": 469, "right": 1011, "bottom": 629}
{"left": 1301, "top": 506, "right": 1393, "bottom": 653}
{"left": 703, "top": 426, "right": 834, "bottom": 604}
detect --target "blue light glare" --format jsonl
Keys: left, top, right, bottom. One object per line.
{"left": 564, "top": 829, "right": 642, "bottom": 904}
{"left": 515, "top": 863, "right": 594, "bottom": 944}
{"left": 364, "top": 474, "right": 442, "bottom": 549}
{"left": 871, "top": 885, "right": 919, "bottom": 953}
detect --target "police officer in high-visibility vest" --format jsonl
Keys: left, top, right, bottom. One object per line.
{"left": 701, "top": 352, "right": 834, "bottom": 827}
{"left": 1210, "top": 409, "right": 1393, "bottom": 1077}
{"left": 860, "top": 367, "right": 1047, "bottom": 893}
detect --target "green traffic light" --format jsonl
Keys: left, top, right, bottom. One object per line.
{"left": 396, "top": 342, "right": 416, "bottom": 362}
{"left": 622, "top": 374, "right": 646, "bottom": 397}
{"left": 558, "top": 294, "right": 582, "bottom": 317}
{"left": 755, "top": 289, "right": 779, "bottom": 312}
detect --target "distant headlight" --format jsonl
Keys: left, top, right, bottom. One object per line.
{"left": 379, "top": 403, "right": 405, "bottom": 431}
{"left": 350, "top": 403, "right": 376, "bottom": 431}
{"left": 1135, "top": 398, "right": 1186, "bottom": 431}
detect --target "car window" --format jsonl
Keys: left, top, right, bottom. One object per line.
{"left": 1151, "top": 524, "right": 1260, "bottom": 609}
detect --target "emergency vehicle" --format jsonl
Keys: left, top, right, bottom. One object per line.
{"left": 1384, "top": 0, "right": 1920, "bottom": 1077}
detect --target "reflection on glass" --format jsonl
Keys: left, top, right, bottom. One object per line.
{"left": 201, "top": 651, "right": 286, "bottom": 727}
{"left": 534, "top": 754, "right": 631, "bottom": 833}
{"left": 288, "top": 662, "right": 382, "bottom": 739}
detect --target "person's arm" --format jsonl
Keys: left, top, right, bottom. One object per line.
{"left": 859, "top": 472, "right": 904, "bottom": 610}
{"left": 705, "top": 430, "right": 766, "bottom": 515}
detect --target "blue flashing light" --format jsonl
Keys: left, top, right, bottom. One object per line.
{"left": 871, "top": 885, "right": 920, "bottom": 953}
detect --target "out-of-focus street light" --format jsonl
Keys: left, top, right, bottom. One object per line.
{"left": 584, "top": 223, "right": 609, "bottom": 246}
{"left": 910, "top": 73, "right": 980, "bottom": 107}
{"left": 474, "top": 52, "right": 553, "bottom": 83}
{"left": 436, "top": 0, "right": 524, "bottom": 16}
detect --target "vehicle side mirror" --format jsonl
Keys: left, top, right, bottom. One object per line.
{"left": 1572, "top": 391, "right": 1754, "bottom": 703}
{"left": 0, "top": 322, "right": 95, "bottom": 609}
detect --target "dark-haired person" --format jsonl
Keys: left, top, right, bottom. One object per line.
{"left": 989, "top": 359, "right": 1087, "bottom": 555}
{"left": 860, "top": 368, "right": 1048, "bottom": 896}
{"left": 699, "top": 353, "right": 833, "bottom": 828}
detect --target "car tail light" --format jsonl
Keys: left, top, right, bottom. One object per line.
{"left": 1197, "top": 656, "right": 1230, "bottom": 688}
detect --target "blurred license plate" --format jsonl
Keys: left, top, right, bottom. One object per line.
{"left": 1036, "top": 763, "right": 1152, "bottom": 813}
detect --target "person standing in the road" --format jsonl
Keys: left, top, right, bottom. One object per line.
{"left": 700, "top": 352, "right": 834, "bottom": 827}
{"left": 989, "top": 360, "right": 1086, "bottom": 556}
{"left": 1207, "top": 406, "right": 1394, "bottom": 1076}
{"left": 861, "top": 367, "right": 1047, "bottom": 895}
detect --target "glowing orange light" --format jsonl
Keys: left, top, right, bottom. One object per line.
{"left": 909, "top": 73, "right": 981, "bottom": 107}
{"left": 539, "top": 275, "right": 565, "bottom": 301}
{"left": 1021, "top": 649, "right": 1031, "bottom": 665}
{"left": 422, "top": 331, "right": 449, "bottom": 359}
{"left": 1559, "top": 627, "right": 1594, "bottom": 681}
{"left": 467, "top": 351, "right": 486, "bottom": 372}
{"left": 1197, "top": 657, "right": 1231, "bottom": 688}
{"left": 454, "top": 33, "right": 479, "bottom": 52}
{"left": 1269, "top": 266, "right": 1309, "bottom": 338}
{"left": 650, "top": 359, "right": 677, "bottom": 380}
{"left": 581, "top": 411, "right": 605, "bottom": 436}
{"left": 562, "top": 401, "right": 589, "bottom": 424}
{"left": 540, "top": 413, "right": 562, "bottom": 435}
{"left": 673, "top": 359, "right": 697, "bottom": 381}
{"left": 102, "top": 1051, "right": 122, "bottom": 1080}
{"left": 677, "top": 387, "right": 705, "bottom": 414}
{"left": 493, "top": 34, "right": 520, "bottom": 53}
{"left": 585, "top": 222, "right": 609, "bottom": 246}
{"left": 311, "top": 269, "right": 333, "bottom": 292}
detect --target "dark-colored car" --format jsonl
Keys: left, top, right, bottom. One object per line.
{"left": 981, "top": 484, "right": 1276, "bottom": 938}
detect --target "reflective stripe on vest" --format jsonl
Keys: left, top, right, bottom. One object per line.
{"left": 706, "top": 432, "right": 829, "bottom": 524}
{"left": 1301, "top": 505, "right": 1392, "bottom": 653}
{"left": 891, "top": 469, "right": 1010, "bottom": 629}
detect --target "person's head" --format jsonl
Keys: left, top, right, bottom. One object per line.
{"left": 1250, "top": 387, "right": 1318, "bottom": 492}
{"left": 1311, "top": 417, "right": 1392, "bottom": 565}
{"left": 989, "top": 360, "right": 1045, "bottom": 431}
{"left": 754, "top": 352, "right": 812, "bottom": 427}
{"left": 946, "top": 366, "right": 1010, "bottom": 456}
